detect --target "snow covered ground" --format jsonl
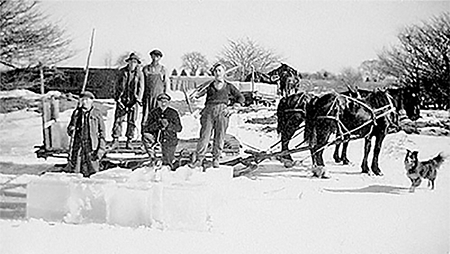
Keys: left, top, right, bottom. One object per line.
{"left": 0, "top": 90, "right": 449, "bottom": 254}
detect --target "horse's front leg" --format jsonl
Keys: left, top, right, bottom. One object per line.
{"left": 280, "top": 132, "right": 295, "bottom": 167}
{"left": 333, "top": 143, "right": 342, "bottom": 163}
{"left": 371, "top": 134, "right": 385, "bottom": 176}
{"left": 361, "top": 137, "right": 371, "bottom": 174}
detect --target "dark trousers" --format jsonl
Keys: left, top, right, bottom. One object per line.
{"left": 112, "top": 103, "right": 138, "bottom": 139}
{"left": 142, "top": 132, "right": 177, "bottom": 169}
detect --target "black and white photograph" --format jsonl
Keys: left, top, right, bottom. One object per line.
{"left": 1, "top": 0, "right": 449, "bottom": 253}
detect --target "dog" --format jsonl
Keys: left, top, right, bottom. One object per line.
{"left": 404, "top": 149, "right": 445, "bottom": 192}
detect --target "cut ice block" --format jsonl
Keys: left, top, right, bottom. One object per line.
{"left": 205, "top": 166, "right": 233, "bottom": 185}
{"left": 26, "top": 173, "right": 81, "bottom": 222}
{"left": 106, "top": 183, "right": 153, "bottom": 227}
{"left": 91, "top": 167, "right": 132, "bottom": 183}
{"left": 160, "top": 182, "right": 210, "bottom": 231}
{"left": 65, "top": 179, "right": 116, "bottom": 224}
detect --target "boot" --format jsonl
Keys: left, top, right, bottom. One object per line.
{"left": 188, "top": 154, "right": 204, "bottom": 169}
{"left": 212, "top": 158, "right": 220, "bottom": 168}
{"left": 125, "top": 138, "right": 132, "bottom": 149}
{"left": 110, "top": 138, "right": 119, "bottom": 150}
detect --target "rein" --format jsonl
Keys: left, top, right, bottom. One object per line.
{"left": 316, "top": 93, "right": 396, "bottom": 141}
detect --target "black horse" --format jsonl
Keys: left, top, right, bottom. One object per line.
{"left": 268, "top": 63, "right": 302, "bottom": 97}
{"left": 305, "top": 89, "right": 397, "bottom": 178}
{"left": 276, "top": 92, "right": 317, "bottom": 165}
{"left": 243, "top": 71, "right": 274, "bottom": 84}
{"left": 244, "top": 63, "right": 302, "bottom": 97}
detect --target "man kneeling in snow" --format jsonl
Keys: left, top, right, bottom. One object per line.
{"left": 142, "top": 93, "right": 182, "bottom": 170}
{"left": 67, "top": 91, "right": 106, "bottom": 177}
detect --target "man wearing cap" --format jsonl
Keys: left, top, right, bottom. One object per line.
{"left": 190, "top": 63, "right": 245, "bottom": 168}
{"left": 142, "top": 93, "right": 182, "bottom": 170}
{"left": 142, "top": 49, "right": 169, "bottom": 133}
{"left": 111, "top": 52, "right": 145, "bottom": 149}
{"left": 67, "top": 91, "right": 106, "bottom": 177}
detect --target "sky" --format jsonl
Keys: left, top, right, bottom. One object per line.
{"left": 39, "top": 0, "right": 449, "bottom": 74}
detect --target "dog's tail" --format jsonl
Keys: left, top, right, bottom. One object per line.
{"left": 431, "top": 152, "right": 446, "bottom": 168}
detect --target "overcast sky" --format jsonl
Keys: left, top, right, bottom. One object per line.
{"left": 40, "top": 0, "right": 449, "bottom": 73}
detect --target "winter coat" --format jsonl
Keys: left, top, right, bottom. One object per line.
{"left": 142, "top": 106, "right": 182, "bottom": 147}
{"left": 115, "top": 66, "right": 145, "bottom": 107}
{"left": 67, "top": 106, "right": 106, "bottom": 158}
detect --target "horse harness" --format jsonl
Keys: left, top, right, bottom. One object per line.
{"left": 316, "top": 92, "right": 396, "bottom": 142}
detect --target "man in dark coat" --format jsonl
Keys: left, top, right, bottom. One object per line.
{"left": 111, "top": 52, "right": 144, "bottom": 149}
{"left": 142, "top": 93, "right": 182, "bottom": 170}
{"left": 67, "top": 91, "right": 106, "bottom": 177}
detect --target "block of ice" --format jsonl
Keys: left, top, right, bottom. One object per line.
{"left": 65, "top": 178, "right": 116, "bottom": 224}
{"left": 126, "top": 166, "right": 157, "bottom": 183}
{"left": 26, "top": 173, "right": 81, "bottom": 222}
{"left": 91, "top": 167, "right": 131, "bottom": 183}
{"left": 204, "top": 165, "right": 233, "bottom": 185}
{"left": 106, "top": 182, "right": 153, "bottom": 227}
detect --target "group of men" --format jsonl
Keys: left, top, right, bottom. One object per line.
{"left": 66, "top": 50, "right": 245, "bottom": 177}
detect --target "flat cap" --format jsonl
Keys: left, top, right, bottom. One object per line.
{"left": 149, "top": 49, "right": 163, "bottom": 57}
{"left": 80, "top": 91, "right": 95, "bottom": 99}
{"left": 210, "top": 62, "right": 224, "bottom": 73}
{"left": 156, "top": 93, "right": 171, "bottom": 101}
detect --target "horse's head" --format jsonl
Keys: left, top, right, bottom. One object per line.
{"left": 276, "top": 92, "right": 315, "bottom": 135}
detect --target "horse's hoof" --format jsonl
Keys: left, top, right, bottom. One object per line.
{"left": 342, "top": 159, "right": 350, "bottom": 165}
{"left": 283, "top": 160, "right": 295, "bottom": 168}
{"left": 373, "top": 171, "right": 384, "bottom": 176}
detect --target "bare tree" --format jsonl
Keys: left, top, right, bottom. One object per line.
{"left": 181, "top": 51, "right": 208, "bottom": 76}
{"left": 378, "top": 12, "right": 450, "bottom": 109}
{"left": 359, "top": 59, "right": 386, "bottom": 82}
{"left": 217, "top": 37, "right": 283, "bottom": 81}
{"left": 0, "top": 0, "right": 73, "bottom": 68}
{"left": 103, "top": 50, "right": 114, "bottom": 68}
{"left": 339, "top": 67, "right": 363, "bottom": 88}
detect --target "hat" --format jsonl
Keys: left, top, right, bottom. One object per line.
{"left": 149, "top": 49, "right": 163, "bottom": 57}
{"left": 210, "top": 62, "right": 224, "bottom": 73}
{"left": 156, "top": 93, "right": 171, "bottom": 101}
{"left": 125, "top": 52, "right": 141, "bottom": 64}
{"left": 80, "top": 91, "right": 95, "bottom": 99}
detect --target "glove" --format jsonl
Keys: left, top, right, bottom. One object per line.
{"left": 160, "top": 118, "right": 169, "bottom": 129}
{"left": 223, "top": 107, "right": 233, "bottom": 118}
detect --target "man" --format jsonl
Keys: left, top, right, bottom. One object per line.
{"left": 111, "top": 52, "right": 145, "bottom": 149}
{"left": 190, "top": 63, "right": 245, "bottom": 168}
{"left": 142, "top": 93, "right": 182, "bottom": 170}
{"left": 67, "top": 91, "right": 106, "bottom": 177}
{"left": 141, "top": 49, "right": 169, "bottom": 133}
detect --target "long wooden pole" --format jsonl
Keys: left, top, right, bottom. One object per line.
{"left": 81, "top": 28, "right": 95, "bottom": 93}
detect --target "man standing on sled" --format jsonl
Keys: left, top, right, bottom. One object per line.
{"left": 189, "top": 63, "right": 245, "bottom": 168}
{"left": 111, "top": 52, "right": 145, "bottom": 149}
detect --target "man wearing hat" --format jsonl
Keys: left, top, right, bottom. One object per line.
{"left": 142, "top": 93, "right": 182, "bottom": 170}
{"left": 111, "top": 52, "right": 145, "bottom": 149}
{"left": 189, "top": 62, "right": 245, "bottom": 168}
{"left": 142, "top": 49, "right": 169, "bottom": 134}
{"left": 67, "top": 91, "right": 106, "bottom": 177}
